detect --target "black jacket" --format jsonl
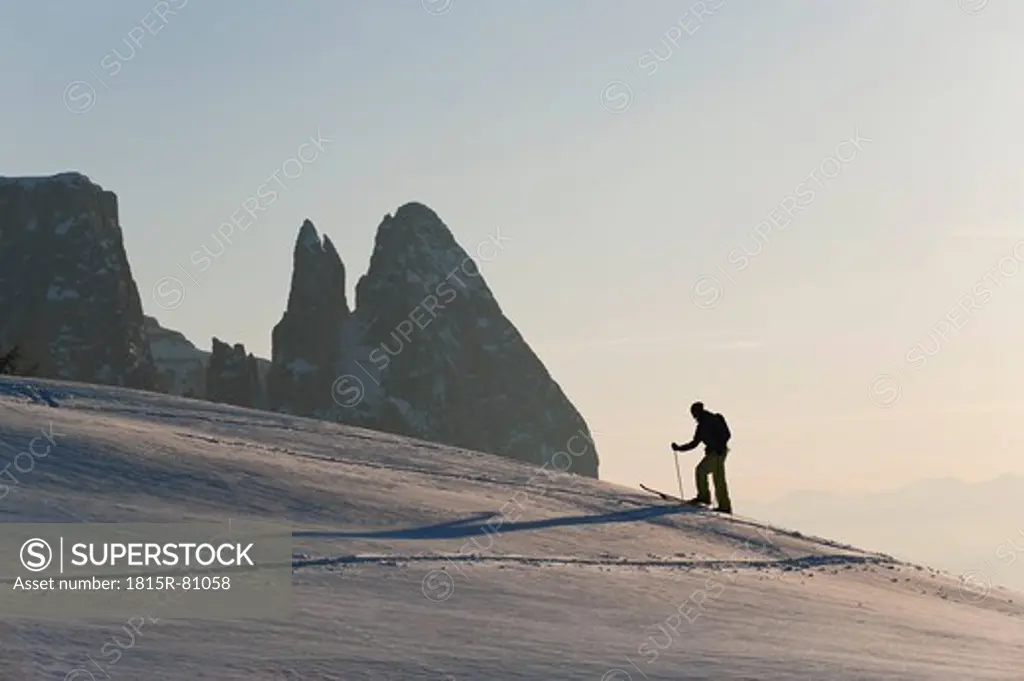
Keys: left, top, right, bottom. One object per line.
{"left": 679, "top": 411, "right": 730, "bottom": 454}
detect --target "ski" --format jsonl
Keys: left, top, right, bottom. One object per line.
{"left": 639, "top": 484, "right": 704, "bottom": 506}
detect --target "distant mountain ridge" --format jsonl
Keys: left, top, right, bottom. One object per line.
{"left": 144, "top": 315, "right": 272, "bottom": 403}
{"left": 745, "top": 474, "right": 1024, "bottom": 592}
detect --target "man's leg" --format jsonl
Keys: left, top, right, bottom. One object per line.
{"left": 711, "top": 453, "right": 732, "bottom": 511}
{"left": 693, "top": 455, "right": 713, "bottom": 504}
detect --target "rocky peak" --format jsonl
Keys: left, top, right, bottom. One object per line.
{"left": 285, "top": 219, "right": 349, "bottom": 316}
{"left": 141, "top": 316, "right": 272, "bottom": 401}
{"left": 0, "top": 172, "right": 155, "bottom": 388}
{"left": 355, "top": 202, "right": 488, "bottom": 314}
{"left": 207, "top": 337, "right": 263, "bottom": 408}
{"left": 144, "top": 315, "right": 198, "bottom": 351}
{"left": 347, "top": 205, "right": 597, "bottom": 476}
{"left": 143, "top": 315, "right": 206, "bottom": 397}
{"left": 266, "top": 205, "right": 598, "bottom": 477}
{"left": 266, "top": 219, "right": 350, "bottom": 414}
{"left": 0, "top": 172, "right": 95, "bottom": 192}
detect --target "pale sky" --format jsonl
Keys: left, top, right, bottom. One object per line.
{"left": 3, "top": 0, "right": 1023, "bottom": 503}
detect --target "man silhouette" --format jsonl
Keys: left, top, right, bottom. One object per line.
{"left": 671, "top": 401, "right": 732, "bottom": 514}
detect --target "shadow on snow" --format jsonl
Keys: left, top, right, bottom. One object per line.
{"left": 293, "top": 504, "right": 694, "bottom": 541}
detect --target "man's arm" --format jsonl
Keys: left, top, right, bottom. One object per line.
{"left": 672, "top": 424, "right": 703, "bottom": 452}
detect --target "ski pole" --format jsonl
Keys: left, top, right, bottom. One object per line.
{"left": 673, "top": 448, "right": 685, "bottom": 501}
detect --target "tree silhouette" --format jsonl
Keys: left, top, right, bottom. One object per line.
{"left": 0, "top": 345, "right": 40, "bottom": 376}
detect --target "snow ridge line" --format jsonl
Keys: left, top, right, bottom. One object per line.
{"left": 291, "top": 552, "right": 899, "bottom": 571}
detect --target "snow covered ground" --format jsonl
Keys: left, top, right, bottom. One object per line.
{"left": 0, "top": 377, "right": 1021, "bottom": 680}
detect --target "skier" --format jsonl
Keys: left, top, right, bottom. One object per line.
{"left": 671, "top": 401, "right": 732, "bottom": 514}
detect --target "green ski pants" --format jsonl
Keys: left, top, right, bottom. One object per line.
{"left": 695, "top": 450, "right": 731, "bottom": 510}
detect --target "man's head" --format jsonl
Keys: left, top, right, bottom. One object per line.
{"left": 690, "top": 401, "right": 705, "bottom": 420}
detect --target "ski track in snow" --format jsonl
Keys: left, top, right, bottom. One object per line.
{"left": 0, "top": 377, "right": 1022, "bottom": 680}
{"left": 291, "top": 551, "right": 895, "bottom": 571}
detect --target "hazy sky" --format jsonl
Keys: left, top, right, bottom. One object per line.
{"left": 3, "top": 0, "right": 1023, "bottom": 503}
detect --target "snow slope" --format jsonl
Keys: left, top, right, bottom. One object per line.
{"left": 0, "top": 377, "right": 1021, "bottom": 680}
